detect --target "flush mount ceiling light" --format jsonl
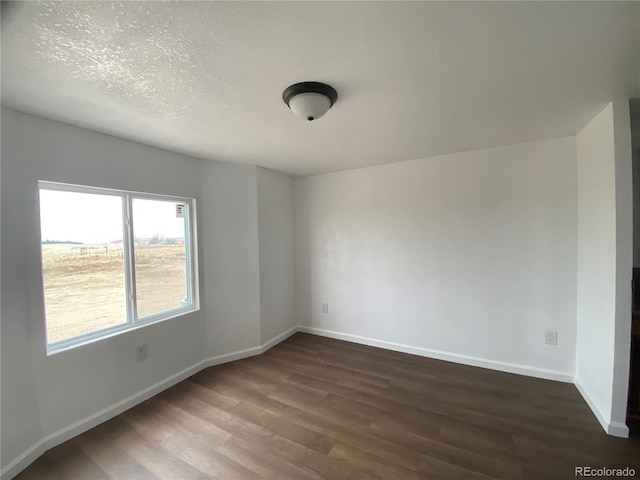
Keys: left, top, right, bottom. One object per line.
{"left": 282, "top": 82, "right": 338, "bottom": 122}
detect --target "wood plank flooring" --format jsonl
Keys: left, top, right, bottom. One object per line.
{"left": 16, "top": 333, "right": 640, "bottom": 479}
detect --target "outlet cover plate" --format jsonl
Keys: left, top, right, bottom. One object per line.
{"left": 136, "top": 344, "right": 148, "bottom": 361}
{"left": 545, "top": 330, "right": 558, "bottom": 346}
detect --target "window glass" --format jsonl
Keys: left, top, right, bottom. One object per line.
{"left": 39, "top": 189, "right": 128, "bottom": 343}
{"left": 132, "top": 198, "right": 190, "bottom": 318}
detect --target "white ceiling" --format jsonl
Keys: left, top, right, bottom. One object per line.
{"left": 2, "top": 1, "right": 639, "bottom": 177}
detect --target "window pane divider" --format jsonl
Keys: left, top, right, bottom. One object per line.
{"left": 122, "top": 194, "right": 138, "bottom": 325}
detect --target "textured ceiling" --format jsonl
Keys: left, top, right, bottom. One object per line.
{"left": 2, "top": 1, "right": 639, "bottom": 177}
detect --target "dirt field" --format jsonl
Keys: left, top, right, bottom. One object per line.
{"left": 42, "top": 243, "right": 188, "bottom": 344}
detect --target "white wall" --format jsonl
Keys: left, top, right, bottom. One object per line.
{"left": 257, "top": 168, "right": 296, "bottom": 344}
{"left": 0, "top": 169, "right": 43, "bottom": 474}
{"left": 0, "top": 108, "right": 297, "bottom": 477}
{"left": 295, "top": 137, "right": 578, "bottom": 379}
{"left": 611, "top": 101, "right": 633, "bottom": 431}
{"left": 575, "top": 101, "right": 632, "bottom": 437}
{"left": 632, "top": 100, "right": 640, "bottom": 268}
{"left": 201, "top": 161, "right": 262, "bottom": 356}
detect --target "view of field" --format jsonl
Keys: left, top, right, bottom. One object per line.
{"left": 42, "top": 243, "right": 188, "bottom": 344}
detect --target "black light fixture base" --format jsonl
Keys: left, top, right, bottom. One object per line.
{"left": 282, "top": 82, "right": 338, "bottom": 107}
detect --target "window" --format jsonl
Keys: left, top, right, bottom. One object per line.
{"left": 38, "top": 181, "right": 198, "bottom": 353}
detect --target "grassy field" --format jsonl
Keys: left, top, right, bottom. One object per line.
{"left": 42, "top": 243, "right": 187, "bottom": 344}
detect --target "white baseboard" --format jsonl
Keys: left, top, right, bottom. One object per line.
{"left": 1, "top": 326, "right": 299, "bottom": 480}
{"left": 574, "top": 378, "right": 629, "bottom": 438}
{"left": 607, "top": 422, "right": 631, "bottom": 438}
{"left": 261, "top": 326, "right": 299, "bottom": 353}
{"left": 298, "top": 326, "right": 575, "bottom": 383}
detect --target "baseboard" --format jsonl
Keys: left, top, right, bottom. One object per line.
{"left": 607, "top": 422, "right": 631, "bottom": 438}
{"left": 260, "top": 326, "right": 299, "bottom": 353}
{"left": 0, "top": 327, "right": 299, "bottom": 480}
{"left": 573, "top": 377, "right": 610, "bottom": 433}
{"left": 574, "top": 378, "right": 629, "bottom": 438}
{"left": 298, "top": 326, "right": 575, "bottom": 383}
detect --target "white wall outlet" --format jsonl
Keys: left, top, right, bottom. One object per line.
{"left": 136, "top": 344, "right": 148, "bottom": 362}
{"left": 545, "top": 330, "right": 558, "bottom": 346}
{"left": 322, "top": 303, "right": 329, "bottom": 313}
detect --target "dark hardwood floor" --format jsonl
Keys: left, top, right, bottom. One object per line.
{"left": 16, "top": 333, "right": 640, "bottom": 479}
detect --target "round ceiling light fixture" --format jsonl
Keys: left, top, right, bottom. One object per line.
{"left": 282, "top": 81, "right": 338, "bottom": 122}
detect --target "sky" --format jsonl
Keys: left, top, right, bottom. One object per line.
{"left": 39, "top": 189, "right": 187, "bottom": 244}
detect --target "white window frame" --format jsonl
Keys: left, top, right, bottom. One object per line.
{"left": 39, "top": 181, "right": 199, "bottom": 354}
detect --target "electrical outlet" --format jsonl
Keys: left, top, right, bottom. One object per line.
{"left": 545, "top": 330, "right": 558, "bottom": 346}
{"left": 322, "top": 303, "right": 329, "bottom": 314}
{"left": 136, "top": 344, "right": 148, "bottom": 362}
